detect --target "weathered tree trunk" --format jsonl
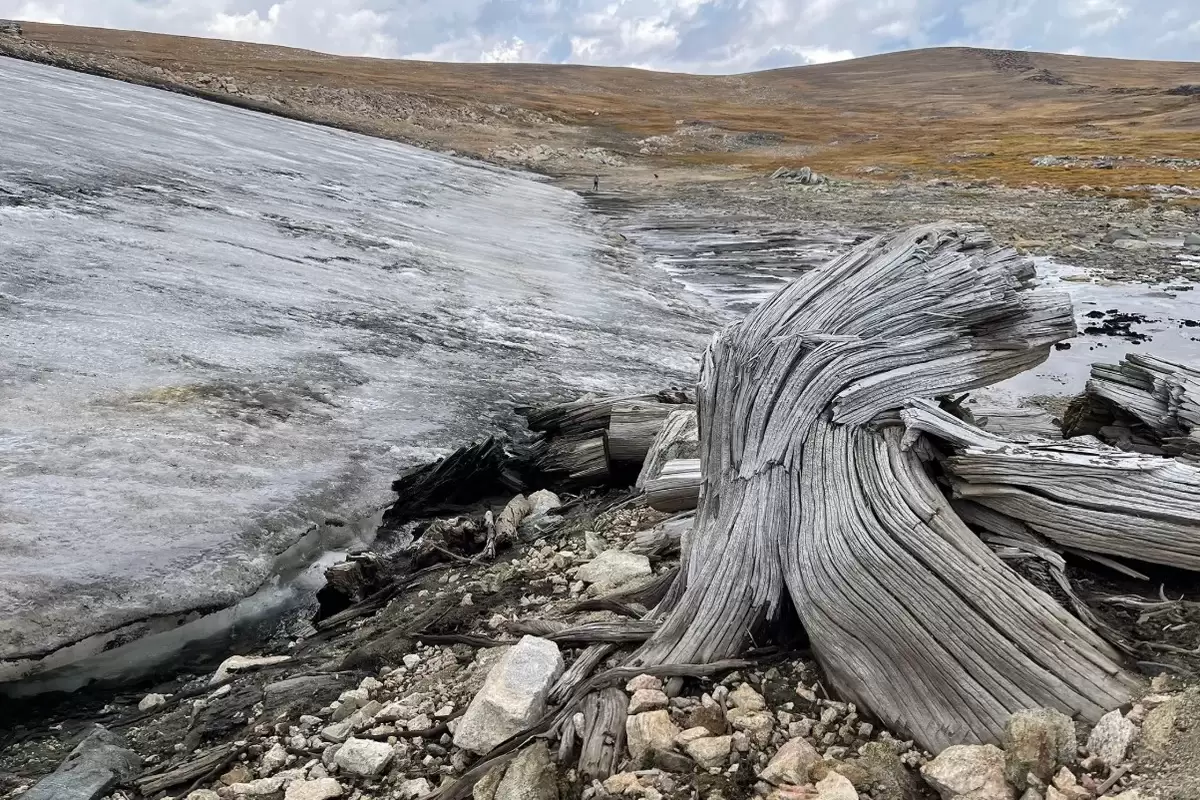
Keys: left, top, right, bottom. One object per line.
{"left": 905, "top": 399, "right": 1200, "bottom": 570}
{"left": 533, "top": 431, "right": 611, "bottom": 486}
{"left": 643, "top": 458, "right": 702, "bottom": 512}
{"left": 629, "top": 224, "right": 1137, "bottom": 752}
{"left": 636, "top": 408, "right": 699, "bottom": 490}
{"left": 1066, "top": 354, "right": 1200, "bottom": 462}
{"left": 521, "top": 394, "right": 660, "bottom": 436}
{"left": 608, "top": 401, "right": 679, "bottom": 463}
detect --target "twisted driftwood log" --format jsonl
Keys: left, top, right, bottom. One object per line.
{"left": 905, "top": 399, "right": 1200, "bottom": 571}
{"left": 1067, "top": 354, "right": 1200, "bottom": 462}
{"left": 628, "top": 223, "right": 1137, "bottom": 751}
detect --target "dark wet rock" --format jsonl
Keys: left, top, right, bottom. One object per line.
{"left": 263, "top": 674, "right": 348, "bottom": 716}
{"left": 21, "top": 726, "right": 141, "bottom": 800}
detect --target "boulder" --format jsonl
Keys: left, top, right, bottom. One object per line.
{"left": 454, "top": 636, "right": 564, "bottom": 754}
{"left": 627, "top": 711, "right": 682, "bottom": 764}
{"left": 857, "top": 742, "right": 923, "bottom": 800}
{"left": 816, "top": 772, "right": 860, "bottom": 800}
{"left": 321, "top": 716, "right": 360, "bottom": 743}
{"left": 575, "top": 550, "right": 652, "bottom": 592}
{"left": 494, "top": 741, "right": 558, "bottom": 800}
{"left": 1102, "top": 227, "right": 1145, "bottom": 243}
{"left": 1050, "top": 768, "right": 1091, "bottom": 800}
{"left": 473, "top": 765, "right": 507, "bottom": 800}
{"left": 210, "top": 654, "right": 291, "bottom": 685}
{"left": 225, "top": 778, "right": 286, "bottom": 796}
{"left": 138, "top": 693, "right": 167, "bottom": 711}
{"left": 1184, "top": 232, "right": 1200, "bottom": 250}
{"left": 284, "top": 779, "right": 344, "bottom": 800}
{"left": 625, "top": 674, "right": 664, "bottom": 693}
{"left": 684, "top": 734, "right": 732, "bottom": 768}
{"left": 628, "top": 688, "right": 669, "bottom": 714}
{"left": 760, "top": 737, "right": 821, "bottom": 786}
{"left": 187, "top": 792, "right": 222, "bottom": 800}
{"left": 398, "top": 778, "right": 433, "bottom": 799}
{"left": 527, "top": 490, "right": 562, "bottom": 518}
{"left": 20, "top": 726, "right": 142, "bottom": 800}
{"left": 333, "top": 737, "right": 393, "bottom": 776}
{"left": 260, "top": 742, "right": 289, "bottom": 775}
{"left": 684, "top": 697, "right": 727, "bottom": 735}
{"left": 603, "top": 773, "right": 641, "bottom": 795}
{"left": 729, "top": 683, "right": 767, "bottom": 711}
{"left": 1002, "top": 708, "right": 1077, "bottom": 790}
{"left": 1086, "top": 709, "right": 1136, "bottom": 767}
{"left": 675, "top": 727, "right": 712, "bottom": 748}
{"left": 1139, "top": 693, "right": 1183, "bottom": 753}
{"left": 921, "top": 744, "right": 1015, "bottom": 800}
{"left": 727, "top": 707, "right": 774, "bottom": 746}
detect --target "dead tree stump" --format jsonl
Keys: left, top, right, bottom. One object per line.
{"left": 630, "top": 224, "right": 1136, "bottom": 751}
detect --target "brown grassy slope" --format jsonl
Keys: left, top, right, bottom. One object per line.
{"left": 8, "top": 22, "right": 1200, "bottom": 189}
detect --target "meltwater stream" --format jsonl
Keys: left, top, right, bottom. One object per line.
{"left": 0, "top": 58, "right": 716, "bottom": 687}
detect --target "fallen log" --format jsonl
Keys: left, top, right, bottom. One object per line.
{"left": 520, "top": 394, "right": 660, "bottom": 436}
{"left": 578, "top": 688, "right": 628, "bottom": 780}
{"left": 1068, "top": 354, "right": 1200, "bottom": 462}
{"left": 485, "top": 494, "right": 531, "bottom": 558}
{"left": 627, "top": 224, "right": 1135, "bottom": 752}
{"left": 383, "top": 437, "right": 529, "bottom": 525}
{"left": 636, "top": 408, "right": 699, "bottom": 490}
{"left": 607, "top": 401, "right": 679, "bottom": 463}
{"left": 904, "top": 399, "right": 1200, "bottom": 571}
{"left": 532, "top": 431, "right": 610, "bottom": 487}
{"left": 629, "top": 512, "right": 693, "bottom": 557}
{"left": 643, "top": 458, "right": 701, "bottom": 512}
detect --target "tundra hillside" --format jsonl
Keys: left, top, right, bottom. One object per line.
{"left": 2, "top": 21, "right": 1199, "bottom": 194}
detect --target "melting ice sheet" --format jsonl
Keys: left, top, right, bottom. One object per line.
{"left": 0, "top": 58, "right": 714, "bottom": 674}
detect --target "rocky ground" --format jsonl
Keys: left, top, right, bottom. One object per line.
{"left": 580, "top": 168, "right": 1200, "bottom": 286}
{"left": 3, "top": 472, "right": 1196, "bottom": 800}
{"left": 2, "top": 174, "right": 1198, "bottom": 798}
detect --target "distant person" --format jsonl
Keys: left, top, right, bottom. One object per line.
{"left": 593, "top": 175, "right": 599, "bottom": 192}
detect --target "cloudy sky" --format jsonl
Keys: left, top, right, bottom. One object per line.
{"left": 3, "top": 1, "right": 1198, "bottom": 73}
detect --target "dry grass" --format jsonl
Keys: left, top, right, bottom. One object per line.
{"left": 9, "top": 22, "right": 1200, "bottom": 189}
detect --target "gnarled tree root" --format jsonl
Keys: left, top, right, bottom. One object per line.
{"left": 628, "top": 223, "right": 1137, "bottom": 751}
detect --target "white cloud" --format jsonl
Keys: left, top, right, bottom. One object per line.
{"left": 800, "top": 46, "right": 856, "bottom": 64}
{"left": 207, "top": 4, "right": 281, "bottom": 41}
{"left": 480, "top": 35, "right": 527, "bottom": 62}
{"left": 10, "top": 1, "right": 65, "bottom": 23}
{"left": 0, "top": 0, "right": 1196, "bottom": 71}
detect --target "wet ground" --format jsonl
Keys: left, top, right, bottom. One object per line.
{"left": 0, "top": 58, "right": 716, "bottom": 688}
{"left": 588, "top": 190, "right": 1198, "bottom": 414}
{"left": 981, "top": 259, "right": 1199, "bottom": 407}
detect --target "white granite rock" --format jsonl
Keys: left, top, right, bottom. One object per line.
{"left": 453, "top": 636, "right": 564, "bottom": 754}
